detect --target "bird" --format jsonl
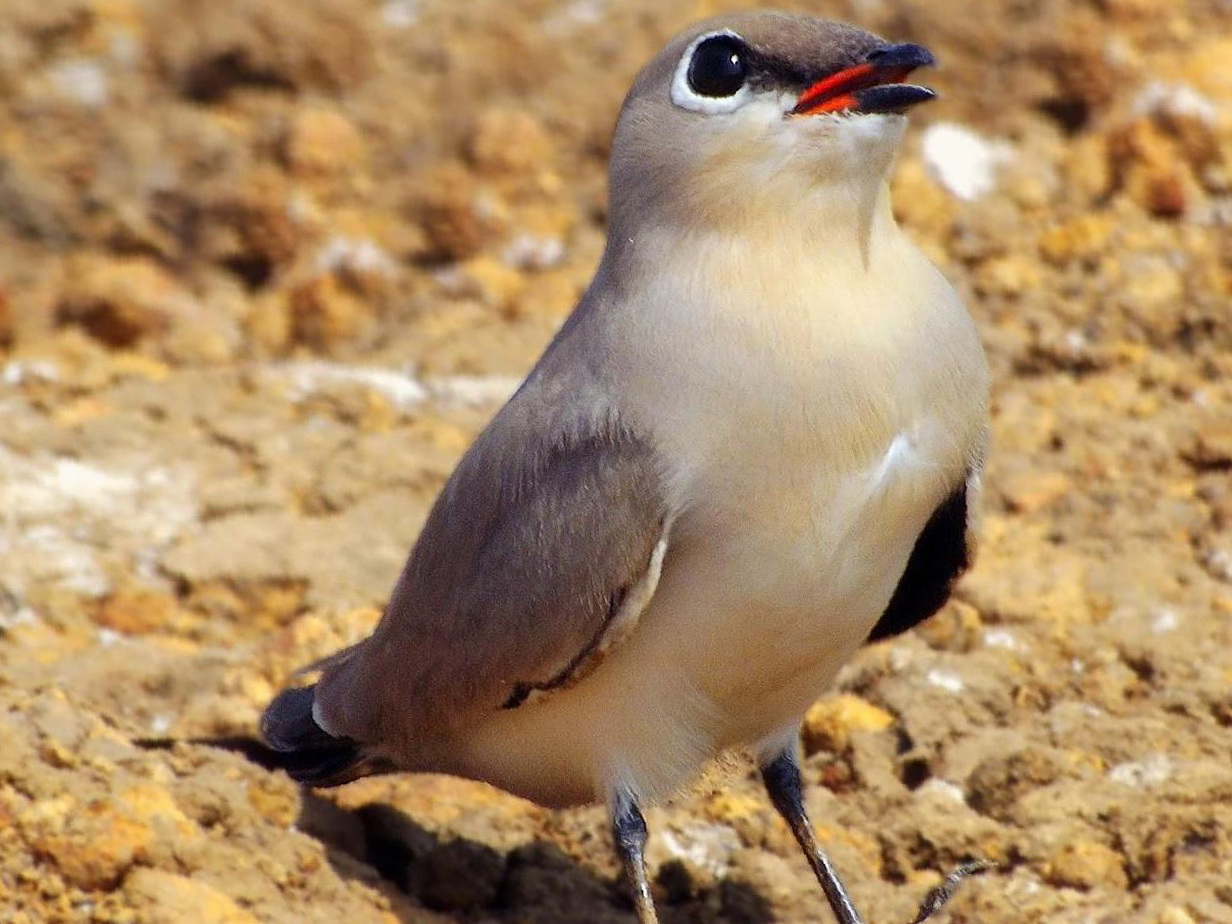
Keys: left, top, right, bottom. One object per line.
{"left": 261, "top": 11, "right": 991, "bottom": 924}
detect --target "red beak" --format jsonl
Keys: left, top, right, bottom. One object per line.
{"left": 793, "top": 43, "right": 936, "bottom": 116}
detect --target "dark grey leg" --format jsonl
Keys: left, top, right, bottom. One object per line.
{"left": 761, "top": 748, "right": 866, "bottom": 924}
{"left": 612, "top": 791, "right": 659, "bottom": 924}
{"left": 762, "top": 747, "right": 989, "bottom": 924}
{"left": 908, "top": 859, "right": 993, "bottom": 924}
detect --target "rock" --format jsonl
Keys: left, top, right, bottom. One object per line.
{"left": 1000, "top": 470, "right": 1073, "bottom": 514}
{"left": 1042, "top": 840, "right": 1128, "bottom": 890}
{"left": 0, "top": 287, "right": 12, "bottom": 347}
{"left": 125, "top": 868, "right": 261, "bottom": 924}
{"left": 419, "top": 838, "right": 506, "bottom": 911}
{"left": 56, "top": 256, "right": 184, "bottom": 349}
{"left": 1037, "top": 214, "right": 1114, "bottom": 265}
{"left": 246, "top": 774, "right": 300, "bottom": 828}
{"left": 722, "top": 848, "right": 818, "bottom": 922}
{"left": 974, "top": 255, "right": 1043, "bottom": 298}
{"left": 419, "top": 163, "right": 493, "bottom": 261}
{"left": 283, "top": 107, "right": 367, "bottom": 178}
{"left": 470, "top": 108, "right": 554, "bottom": 176}
{"left": 96, "top": 588, "right": 181, "bottom": 635}
{"left": 451, "top": 256, "right": 527, "bottom": 313}
{"left": 802, "top": 694, "right": 895, "bottom": 755}
{"left": 30, "top": 799, "right": 151, "bottom": 890}
{"left": 1183, "top": 420, "right": 1232, "bottom": 470}
{"left": 288, "top": 275, "right": 374, "bottom": 350}
{"left": 967, "top": 750, "right": 1067, "bottom": 822}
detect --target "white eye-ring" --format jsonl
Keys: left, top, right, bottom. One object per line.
{"left": 670, "top": 29, "right": 754, "bottom": 115}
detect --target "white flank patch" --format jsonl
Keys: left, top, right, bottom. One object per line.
{"left": 920, "top": 122, "right": 1014, "bottom": 201}
{"left": 925, "top": 667, "right": 966, "bottom": 693}
{"left": 1108, "top": 754, "right": 1174, "bottom": 789}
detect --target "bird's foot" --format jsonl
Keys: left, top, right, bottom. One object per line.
{"left": 908, "top": 859, "right": 994, "bottom": 924}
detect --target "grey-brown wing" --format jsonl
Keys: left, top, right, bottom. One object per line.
{"left": 312, "top": 389, "right": 671, "bottom": 755}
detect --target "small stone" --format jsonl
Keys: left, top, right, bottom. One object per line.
{"left": 470, "top": 108, "right": 554, "bottom": 176}
{"left": 1000, "top": 470, "right": 1073, "bottom": 514}
{"left": 56, "top": 256, "right": 183, "bottom": 349}
{"left": 420, "top": 163, "right": 492, "bottom": 261}
{"left": 454, "top": 256, "right": 527, "bottom": 313}
{"left": 283, "top": 107, "right": 367, "bottom": 177}
{"left": 1121, "top": 262, "right": 1184, "bottom": 312}
{"left": 32, "top": 800, "right": 152, "bottom": 889}
{"left": 1183, "top": 420, "right": 1232, "bottom": 470}
{"left": 246, "top": 291, "right": 293, "bottom": 354}
{"left": 1038, "top": 215, "right": 1114, "bottom": 265}
{"left": 247, "top": 775, "right": 300, "bottom": 827}
{"left": 967, "top": 750, "right": 1065, "bottom": 821}
{"left": 974, "top": 255, "right": 1042, "bottom": 298}
{"left": 288, "top": 275, "right": 374, "bottom": 350}
{"left": 419, "top": 839, "right": 506, "bottom": 911}
{"left": 126, "top": 868, "right": 261, "bottom": 924}
{"left": 0, "top": 288, "right": 12, "bottom": 347}
{"left": 96, "top": 588, "right": 180, "bottom": 635}
{"left": 1043, "top": 840, "right": 1128, "bottom": 890}
{"left": 1156, "top": 908, "right": 1198, "bottom": 924}
{"left": 802, "top": 694, "right": 895, "bottom": 755}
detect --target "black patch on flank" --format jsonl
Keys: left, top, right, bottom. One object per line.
{"left": 866, "top": 484, "right": 970, "bottom": 643}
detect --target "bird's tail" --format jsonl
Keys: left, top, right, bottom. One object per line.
{"left": 260, "top": 685, "right": 384, "bottom": 787}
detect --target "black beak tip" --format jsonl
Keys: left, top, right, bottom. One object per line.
{"left": 866, "top": 42, "right": 937, "bottom": 72}
{"left": 853, "top": 83, "right": 937, "bottom": 114}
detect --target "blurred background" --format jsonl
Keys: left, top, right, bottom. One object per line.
{"left": 1, "top": 0, "right": 1231, "bottom": 922}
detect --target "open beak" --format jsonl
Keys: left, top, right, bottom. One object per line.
{"left": 792, "top": 43, "right": 936, "bottom": 117}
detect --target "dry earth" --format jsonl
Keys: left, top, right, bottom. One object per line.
{"left": 2, "top": 0, "right": 1232, "bottom": 922}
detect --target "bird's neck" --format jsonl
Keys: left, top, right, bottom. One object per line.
{"left": 604, "top": 177, "right": 903, "bottom": 289}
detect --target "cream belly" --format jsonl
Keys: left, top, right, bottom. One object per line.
{"left": 448, "top": 405, "right": 968, "bottom": 807}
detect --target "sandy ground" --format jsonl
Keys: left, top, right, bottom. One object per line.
{"left": 2, "top": 0, "right": 1232, "bottom": 922}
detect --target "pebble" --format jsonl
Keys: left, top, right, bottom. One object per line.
{"left": 802, "top": 694, "right": 895, "bottom": 754}
{"left": 1042, "top": 840, "right": 1128, "bottom": 890}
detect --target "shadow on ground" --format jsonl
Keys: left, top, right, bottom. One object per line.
{"left": 298, "top": 793, "right": 775, "bottom": 924}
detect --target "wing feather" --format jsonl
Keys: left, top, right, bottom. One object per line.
{"left": 312, "top": 367, "right": 672, "bottom": 761}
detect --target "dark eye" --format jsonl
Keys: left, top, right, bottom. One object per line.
{"left": 687, "top": 36, "right": 748, "bottom": 98}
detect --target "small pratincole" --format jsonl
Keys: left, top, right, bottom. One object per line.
{"left": 262, "top": 12, "right": 990, "bottom": 923}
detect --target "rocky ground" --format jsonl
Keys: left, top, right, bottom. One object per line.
{"left": 2, "top": 0, "right": 1232, "bottom": 922}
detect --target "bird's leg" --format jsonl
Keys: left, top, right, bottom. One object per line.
{"left": 761, "top": 747, "right": 867, "bottom": 924}
{"left": 909, "top": 859, "right": 993, "bottom": 924}
{"left": 611, "top": 791, "right": 660, "bottom": 924}
{"left": 762, "top": 747, "right": 989, "bottom": 924}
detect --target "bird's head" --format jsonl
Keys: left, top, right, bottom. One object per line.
{"left": 608, "top": 13, "right": 935, "bottom": 239}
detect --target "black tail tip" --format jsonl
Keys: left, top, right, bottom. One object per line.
{"left": 260, "top": 684, "right": 373, "bottom": 787}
